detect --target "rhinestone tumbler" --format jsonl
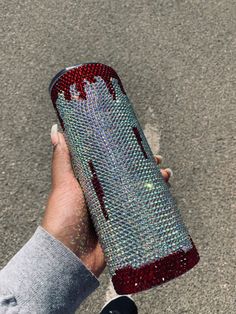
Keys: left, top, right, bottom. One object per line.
{"left": 49, "top": 63, "right": 200, "bottom": 295}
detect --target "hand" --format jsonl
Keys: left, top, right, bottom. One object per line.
{"left": 41, "top": 124, "right": 173, "bottom": 278}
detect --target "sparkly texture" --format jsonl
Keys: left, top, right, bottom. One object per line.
{"left": 89, "top": 160, "right": 109, "bottom": 221}
{"left": 112, "top": 238, "right": 199, "bottom": 294}
{"left": 49, "top": 63, "right": 200, "bottom": 295}
{"left": 51, "top": 63, "right": 126, "bottom": 105}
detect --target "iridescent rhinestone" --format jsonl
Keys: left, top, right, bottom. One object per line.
{"left": 50, "top": 63, "right": 199, "bottom": 295}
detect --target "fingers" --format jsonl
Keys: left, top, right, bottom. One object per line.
{"left": 154, "top": 155, "right": 163, "bottom": 164}
{"left": 50, "top": 124, "right": 75, "bottom": 188}
{"left": 165, "top": 168, "right": 173, "bottom": 178}
{"left": 154, "top": 155, "right": 173, "bottom": 182}
{"left": 50, "top": 127, "right": 173, "bottom": 188}
{"left": 160, "top": 169, "right": 172, "bottom": 182}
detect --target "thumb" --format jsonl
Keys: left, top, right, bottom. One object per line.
{"left": 50, "top": 124, "right": 75, "bottom": 188}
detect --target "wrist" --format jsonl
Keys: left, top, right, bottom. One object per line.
{"left": 40, "top": 223, "right": 101, "bottom": 277}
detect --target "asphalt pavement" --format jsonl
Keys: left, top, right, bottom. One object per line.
{"left": 0, "top": 1, "right": 235, "bottom": 313}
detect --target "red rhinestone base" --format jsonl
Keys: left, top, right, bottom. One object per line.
{"left": 112, "top": 239, "right": 200, "bottom": 294}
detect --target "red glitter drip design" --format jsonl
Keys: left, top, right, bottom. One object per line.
{"left": 50, "top": 63, "right": 126, "bottom": 131}
{"left": 111, "top": 239, "right": 200, "bottom": 294}
{"left": 132, "top": 126, "right": 148, "bottom": 159}
{"left": 88, "top": 160, "right": 109, "bottom": 221}
{"left": 51, "top": 63, "right": 126, "bottom": 105}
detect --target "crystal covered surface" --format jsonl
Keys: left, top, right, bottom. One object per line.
{"left": 50, "top": 63, "right": 200, "bottom": 294}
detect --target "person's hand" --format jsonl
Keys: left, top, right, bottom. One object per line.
{"left": 41, "top": 124, "right": 173, "bottom": 278}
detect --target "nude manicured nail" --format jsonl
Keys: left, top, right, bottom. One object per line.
{"left": 51, "top": 124, "right": 59, "bottom": 145}
{"left": 165, "top": 168, "right": 173, "bottom": 177}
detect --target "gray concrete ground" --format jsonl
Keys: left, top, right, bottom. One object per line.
{"left": 0, "top": 0, "right": 235, "bottom": 313}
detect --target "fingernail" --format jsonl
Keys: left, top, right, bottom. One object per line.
{"left": 155, "top": 154, "right": 163, "bottom": 163}
{"left": 51, "top": 124, "right": 59, "bottom": 145}
{"left": 165, "top": 168, "right": 173, "bottom": 177}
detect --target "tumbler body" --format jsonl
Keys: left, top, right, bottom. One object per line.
{"left": 49, "top": 63, "right": 199, "bottom": 294}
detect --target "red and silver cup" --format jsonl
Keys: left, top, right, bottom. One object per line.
{"left": 49, "top": 63, "right": 200, "bottom": 294}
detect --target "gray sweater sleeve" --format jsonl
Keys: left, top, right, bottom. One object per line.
{"left": 0, "top": 226, "right": 100, "bottom": 314}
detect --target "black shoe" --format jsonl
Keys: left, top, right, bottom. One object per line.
{"left": 99, "top": 295, "right": 138, "bottom": 314}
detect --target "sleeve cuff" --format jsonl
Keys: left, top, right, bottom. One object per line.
{"left": 0, "top": 226, "right": 100, "bottom": 313}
